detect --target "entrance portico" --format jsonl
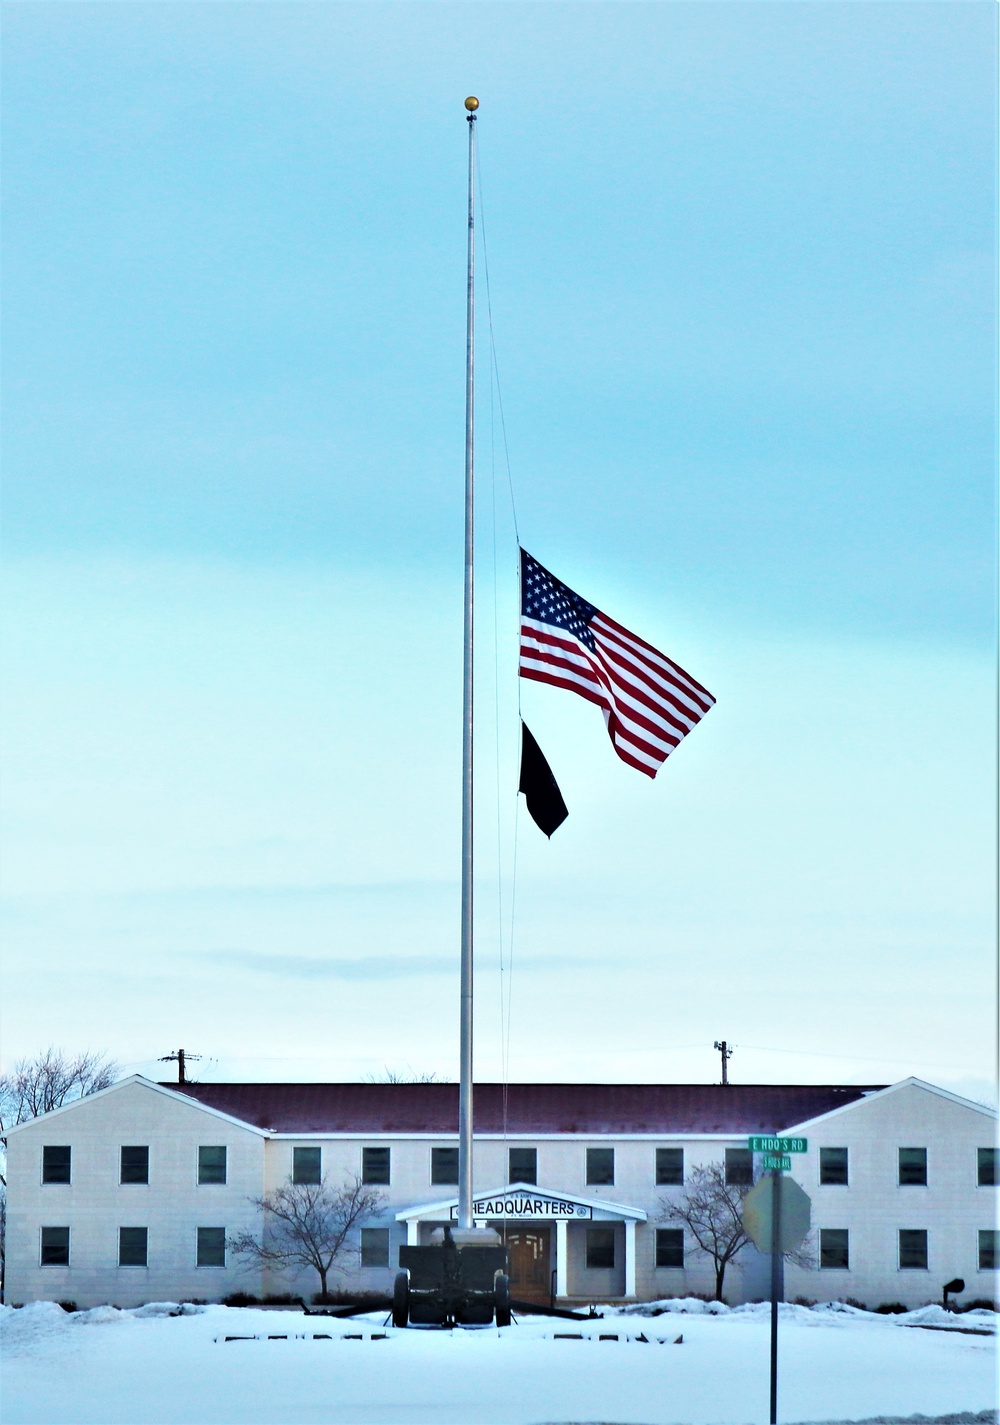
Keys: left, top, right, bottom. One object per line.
{"left": 396, "top": 1183, "right": 646, "bottom": 1302}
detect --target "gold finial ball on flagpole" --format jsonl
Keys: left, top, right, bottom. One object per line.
{"left": 464, "top": 96, "right": 479, "bottom": 112}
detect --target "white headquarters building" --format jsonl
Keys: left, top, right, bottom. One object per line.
{"left": 4, "top": 1074, "right": 996, "bottom": 1310}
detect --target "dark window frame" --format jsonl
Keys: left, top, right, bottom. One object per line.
{"left": 655, "top": 1148, "right": 684, "bottom": 1186}
{"left": 360, "top": 1228, "right": 391, "bottom": 1268}
{"left": 819, "top": 1228, "right": 850, "bottom": 1270}
{"left": 979, "top": 1229, "right": 998, "bottom": 1270}
{"left": 898, "top": 1229, "right": 928, "bottom": 1270}
{"left": 819, "top": 1147, "right": 849, "bottom": 1186}
{"left": 120, "top": 1145, "right": 150, "bottom": 1185}
{"left": 40, "top": 1226, "right": 70, "bottom": 1266}
{"left": 977, "top": 1148, "right": 998, "bottom": 1187}
{"left": 362, "top": 1147, "right": 391, "bottom": 1185}
{"left": 198, "top": 1146, "right": 227, "bottom": 1185}
{"left": 586, "top": 1148, "right": 615, "bottom": 1186}
{"left": 431, "top": 1147, "right": 459, "bottom": 1185}
{"left": 508, "top": 1147, "right": 538, "bottom": 1185}
{"left": 655, "top": 1228, "right": 684, "bottom": 1268}
{"left": 42, "top": 1145, "right": 72, "bottom": 1185}
{"left": 196, "top": 1227, "right": 227, "bottom": 1267}
{"left": 898, "top": 1147, "right": 927, "bottom": 1187}
{"left": 725, "top": 1148, "right": 753, "bottom": 1187}
{"left": 292, "top": 1146, "right": 322, "bottom": 1185}
{"left": 585, "top": 1226, "right": 616, "bottom": 1269}
{"left": 118, "top": 1226, "right": 149, "bottom": 1267}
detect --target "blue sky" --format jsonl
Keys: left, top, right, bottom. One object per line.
{"left": 2, "top": 3, "right": 995, "bottom": 1102}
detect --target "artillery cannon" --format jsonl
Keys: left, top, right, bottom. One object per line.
{"left": 393, "top": 1225, "right": 511, "bottom": 1327}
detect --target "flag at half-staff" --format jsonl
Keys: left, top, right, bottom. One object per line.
{"left": 518, "top": 720, "right": 568, "bottom": 836}
{"left": 519, "top": 548, "right": 715, "bottom": 777}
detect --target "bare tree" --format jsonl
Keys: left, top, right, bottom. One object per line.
{"left": 660, "top": 1162, "right": 754, "bottom": 1301}
{"left": 229, "top": 1175, "right": 387, "bottom": 1302}
{"left": 0, "top": 1048, "right": 119, "bottom": 1136}
{"left": 661, "top": 1163, "right": 816, "bottom": 1302}
{"left": 363, "top": 1067, "right": 451, "bottom": 1083}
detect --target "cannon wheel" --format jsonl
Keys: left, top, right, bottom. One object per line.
{"left": 494, "top": 1272, "right": 511, "bottom": 1328}
{"left": 392, "top": 1271, "right": 410, "bottom": 1328}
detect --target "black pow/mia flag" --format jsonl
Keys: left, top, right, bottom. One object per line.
{"left": 518, "top": 720, "right": 568, "bottom": 837}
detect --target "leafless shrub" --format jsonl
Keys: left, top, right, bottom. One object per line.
{"left": 228, "top": 1175, "right": 386, "bottom": 1301}
{"left": 660, "top": 1162, "right": 753, "bottom": 1301}
{"left": 0, "top": 1048, "right": 119, "bottom": 1133}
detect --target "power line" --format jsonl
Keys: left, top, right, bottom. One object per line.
{"left": 157, "top": 1048, "right": 201, "bottom": 1085}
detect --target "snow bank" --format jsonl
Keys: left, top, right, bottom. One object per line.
{"left": 608, "top": 1296, "right": 997, "bottom": 1330}
{"left": 0, "top": 1301, "right": 78, "bottom": 1355}
{"left": 786, "top": 1414, "right": 997, "bottom": 1425}
{"left": 130, "top": 1302, "right": 207, "bottom": 1319}
{"left": 613, "top": 1296, "right": 864, "bottom": 1324}
{"left": 612, "top": 1294, "right": 733, "bottom": 1315}
{"left": 72, "top": 1306, "right": 127, "bottom": 1326}
{"left": 808, "top": 1300, "right": 874, "bottom": 1318}
{"left": 896, "top": 1305, "right": 987, "bottom": 1328}
{"left": 0, "top": 1299, "right": 208, "bottom": 1354}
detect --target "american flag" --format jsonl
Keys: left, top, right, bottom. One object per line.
{"left": 519, "top": 548, "right": 715, "bottom": 778}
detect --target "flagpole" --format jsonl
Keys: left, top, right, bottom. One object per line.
{"left": 458, "top": 95, "right": 479, "bottom": 1232}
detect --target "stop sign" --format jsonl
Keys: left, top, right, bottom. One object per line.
{"left": 742, "top": 1175, "right": 811, "bottom": 1254}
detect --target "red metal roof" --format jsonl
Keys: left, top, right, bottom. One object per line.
{"left": 161, "top": 1082, "right": 884, "bottom": 1135}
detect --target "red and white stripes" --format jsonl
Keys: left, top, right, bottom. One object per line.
{"left": 519, "top": 608, "right": 714, "bottom": 778}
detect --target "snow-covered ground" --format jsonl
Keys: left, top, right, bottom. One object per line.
{"left": 1, "top": 1298, "right": 996, "bottom": 1425}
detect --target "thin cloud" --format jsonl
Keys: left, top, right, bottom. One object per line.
{"left": 198, "top": 949, "right": 589, "bottom": 980}
{"left": 201, "top": 950, "right": 453, "bottom": 981}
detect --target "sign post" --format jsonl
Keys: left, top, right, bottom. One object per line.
{"left": 742, "top": 1138, "right": 810, "bottom": 1425}
{"left": 768, "top": 1171, "right": 781, "bottom": 1424}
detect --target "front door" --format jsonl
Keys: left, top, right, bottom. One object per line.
{"left": 503, "top": 1227, "right": 551, "bottom": 1305}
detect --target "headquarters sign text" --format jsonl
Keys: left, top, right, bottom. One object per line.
{"left": 451, "top": 1194, "right": 591, "bottom": 1220}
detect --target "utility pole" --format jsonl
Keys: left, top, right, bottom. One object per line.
{"left": 158, "top": 1049, "right": 201, "bottom": 1085}
{"left": 714, "top": 1040, "right": 733, "bottom": 1085}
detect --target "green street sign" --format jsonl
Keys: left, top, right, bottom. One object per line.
{"left": 748, "top": 1136, "right": 807, "bottom": 1154}
{"left": 762, "top": 1154, "right": 792, "bottom": 1171}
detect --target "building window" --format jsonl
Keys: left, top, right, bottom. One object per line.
{"left": 898, "top": 1229, "right": 928, "bottom": 1270}
{"left": 292, "top": 1147, "right": 322, "bottom": 1185}
{"left": 979, "top": 1230, "right": 998, "bottom": 1270}
{"left": 586, "top": 1148, "right": 614, "bottom": 1186}
{"left": 42, "top": 1146, "right": 72, "bottom": 1184}
{"left": 120, "top": 1146, "right": 149, "bottom": 1184}
{"left": 198, "top": 1146, "right": 227, "bottom": 1185}
{"left": 819, "top": 1148, "right": 849, "bottom": 1186}
{"left": 360, "top": 1228, "right": 390, "bottom": 1268}
{"left": 586, "top": 1227, "right": 616, "bottom": 1269}
{"left": 119, "top": 1227, "right": 148, "bottom": 1267}
{"left": 725, "top": 1148, "right": 753, "bottom": 1186}
{"left": 898, "top": 1148, "right": 927, "bottom": 1186}
{"left": 431, "top": 1147, "right": 458, "bottom": 1185}
{"left": 655, "top": 1229, "right": 684, "bottom": 1268}
{"left": 509, "top": 1148, "right": 537, "bottom": 1184}
{"left": 977, "top": 1148, "right": 998, "bottom": 1187}
{"left": 197, "top": 1228, "right": 226, "bottom": 1267}
{"left": 40, "top": 1227, "right": 70, "bottom": 1266}
{"left": 819, "top": 1229, "right": 850, "bottom": 1270}
{"left": 655, "top": 1148, "right": 684, "bottom": 1186}
{"left": 362, "top": 1147, "right": 391, "bottom": 1185}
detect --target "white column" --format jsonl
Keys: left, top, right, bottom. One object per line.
{"left": 407, "top": 1219, "right": 420, "bottom": 1245}
{"left": 624, "top": 1219, "right": 637, "bottom": 1299}
{"left": 555, "top": 1218, "right": 568, "bottom": 1300}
